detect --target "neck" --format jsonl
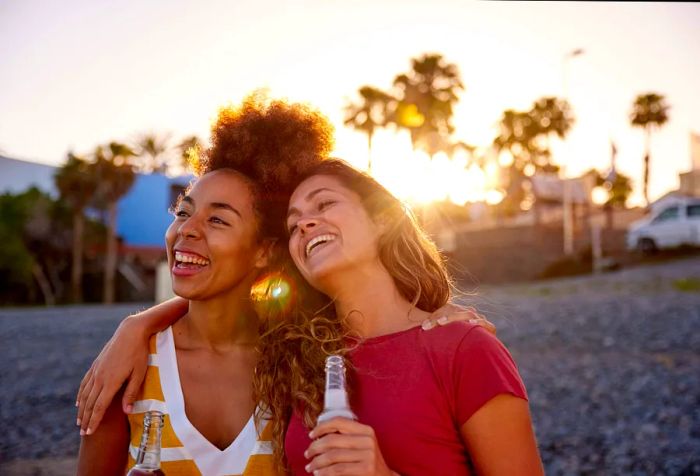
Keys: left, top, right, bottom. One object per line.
{"left": 325, "top": 262, "right": 430, "bottom": 338}
{"left": 179, "top": 282, "right": 259, "bottom": 351}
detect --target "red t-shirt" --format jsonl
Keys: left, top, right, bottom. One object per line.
{"left": 284, "top": 322, "right": 528, "bottom": 475}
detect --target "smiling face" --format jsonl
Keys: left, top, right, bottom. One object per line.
{"left": 286, "top": 174, "right": 384, "bottom": 294}
{"left": 165, "top": 169, "right": 268, "bottom": 301}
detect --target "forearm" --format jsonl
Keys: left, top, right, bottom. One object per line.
{"left": 77, "top": 392, "right": 129, "bottom": 475}
{"left": 123, "top": 297, "right": 189, "bottom": 336}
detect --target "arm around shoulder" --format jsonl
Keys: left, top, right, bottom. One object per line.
{"left": 76, "top": 297, "right": 189, "bottom": 434}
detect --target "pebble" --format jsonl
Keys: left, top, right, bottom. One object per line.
{"left": 1, "top": 258, "right": 700, "bottom": 475}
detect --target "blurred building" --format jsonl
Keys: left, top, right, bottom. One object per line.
{"left": 0, "top": 155, "right": 191, "bottom": 300}
{"left": 0, "top": 155, "right": 191, "bottom": 249}
{"left": 0, "top": 155, "right": 58, "bottom": 196}
{"left": 678, "top": 132, "right": 700, "bottom": 196}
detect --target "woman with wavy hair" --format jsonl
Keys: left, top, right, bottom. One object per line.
{"left": 261, "top": 159, "right": 544, "bottom": 475}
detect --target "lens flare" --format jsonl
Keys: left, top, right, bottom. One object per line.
{"left": 250, "top": 271, "right": 295, "bottom": 319}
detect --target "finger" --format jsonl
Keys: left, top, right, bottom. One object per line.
{"left": 306, "top": 448, "right": 364, "bottom": 473}
{"left": 76, "top": 372, "right": 95, "bottom": 427}
{"left": 422, "top": 307, "right": 480, "bottom": 330}
{"left": 310, "top": 417, "right": 372, "bottom": 439}
{"left": 475, "top": 318, "right": 497, "bottom": 335}
{"left": 426, "top": 302, "right": 461, "bottom": 321}
{"left": 305, "top": 433, "right": 372, "bottom": 459}
{"left": 84, "top": 387, "right": 114, "bottom": 435}
{"left": 311, "top": 462, "right": 369, "bottom": 476}
{"left": 80, "top": 378, "right": 103, "bottom": 434}
{"left": 76, "top": 365, "right": 95, "bottom": 407}
{"left": 122, "top": 366, "right": 147, "bottom": 414}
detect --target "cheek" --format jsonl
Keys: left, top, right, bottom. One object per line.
{"left": 164, "top": 222, "right": 178, "bottom": 258}
{"left": 288, "top": 235, "right": 303, "bottom": 265}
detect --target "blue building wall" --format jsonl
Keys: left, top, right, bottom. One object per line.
{"left": 117, "top": 173, "right": 192, "bottom": 247}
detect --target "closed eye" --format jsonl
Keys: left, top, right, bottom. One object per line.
{"left": 318, "top": 200, "right": 336, "bottom": 211}
{"left": 209, "top": 216, "right": 229, "bottom": 226}
{"left": 287, "top": 223, "right": 298, "bottom": 235}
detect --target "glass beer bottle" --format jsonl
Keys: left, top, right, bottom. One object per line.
{"left": 317, "top": 355, "right": 357, "bottom": 423}
{"left": 127, "top": 410, "right": 165, "bottom": 476}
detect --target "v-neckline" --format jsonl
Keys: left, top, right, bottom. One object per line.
{"left": 158, "top": 326, "right": 258, "bottom": 475}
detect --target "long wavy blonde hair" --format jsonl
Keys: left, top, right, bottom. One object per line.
{"left": 253, "top": 159, "right": 452, "bottom": 470}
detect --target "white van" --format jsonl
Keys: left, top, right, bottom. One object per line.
{"left": 626, "top": 197, "right": 700, "bottom": 253}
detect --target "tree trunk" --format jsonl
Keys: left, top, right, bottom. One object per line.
{"left": 103, "top": 201, "right": 118, "bottom": 304}
{"left": 71, "top": 210, "right": 84, "bottom": 303}
{"left": 367, "top": 132, "right": 373, "bottom": 173}
{"left": 643, "top": 127, "right": 651, "bottom": 206}
{"left": 32, "top": 262, "right": 55, "bottom": 306}
{"left": 604, "top": 203, "right": 614, "bottom": 230}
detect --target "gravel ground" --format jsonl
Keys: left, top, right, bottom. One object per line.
{"left": 1, "top": 257, "right": 699, "bottom": 475}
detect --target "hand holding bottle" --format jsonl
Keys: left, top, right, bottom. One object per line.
{"left": 304, "top": 417, "right": 398, "bottom": 476}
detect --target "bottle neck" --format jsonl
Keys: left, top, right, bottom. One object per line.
{"left": 134, "top": 411, "right": 163, "bottom": 470}
{"left": 323, "top": 360, "right": 350, "bottom": 410}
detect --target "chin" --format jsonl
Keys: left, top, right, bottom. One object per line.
{"left": 172, "top": 284, "right": 203, "bottom": 301}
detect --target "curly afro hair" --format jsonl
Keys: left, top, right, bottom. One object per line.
{"left": 188, "top": 92, "right": 335, "bottom": 239}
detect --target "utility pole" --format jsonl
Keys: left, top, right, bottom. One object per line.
{"left": 562, "top": 48, "right": 584, "bottom": 255}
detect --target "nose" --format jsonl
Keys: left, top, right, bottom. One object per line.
{"left": 297, "top": 216, "right": 318, "bottom": 234}
{"left": 178, "top": 216, "right": 202, "bottom": 239}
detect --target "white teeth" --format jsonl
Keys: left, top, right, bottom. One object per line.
{"left": 174, "top": 251, "right": 210, "bottom": 266}
{"left": 305, "top": 234, "right": 336, "bottom": 257}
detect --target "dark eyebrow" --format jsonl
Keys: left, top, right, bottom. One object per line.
{"left": 180, "top": 196, "right": 241, "bottom": 218}
{"left": 210, "top": 202, "right": 242, "bottom": 218}
{"left": 287, "top": 187, "right": 335, "bottom": 220}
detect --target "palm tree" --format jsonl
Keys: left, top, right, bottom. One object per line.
{"left": 529, "top": 96, "right": 574, "bottom": 163}
{"left": 176, "top": 135, "right": 204, "bottom": 175}
{"left": 392, "top": 53, "right": 464, "bottom": 158}
{"left": 94, "top": 142, "right": 136, "bottom": 303}
{"left": 493, "top": 97, "right": 574, "bottom": 217}
{"left": 630, "top": 93, "right": 670, "bottom": 205}
{"left": 344, "top": 86, "right": 394, "bottom": 172}
{"left": 135, "top": 132, "right": 171, "bottom": 174}
{"left": 54, "top": 152, "right": 98, "bottom": 302}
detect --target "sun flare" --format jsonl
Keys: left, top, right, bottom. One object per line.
{"left": 348, "top": 130, "right": 503, "bottom": 208}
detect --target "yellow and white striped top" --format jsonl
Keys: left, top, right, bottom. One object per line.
{"left": 126, "top": 326, "right": 278, "bottom": 476}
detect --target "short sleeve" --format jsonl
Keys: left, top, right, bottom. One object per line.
{"left": 454, "top": 327, "right": 528, "bottom": 425}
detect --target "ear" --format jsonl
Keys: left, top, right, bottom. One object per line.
{"left": 254, "top": 238, "right": 278, "bottom": 270}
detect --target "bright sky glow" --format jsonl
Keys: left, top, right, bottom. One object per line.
{"left": 1, "top": 1, "right": 699, "bottom": 207}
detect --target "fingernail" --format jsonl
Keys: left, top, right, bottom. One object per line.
{"left": 421, "top": 320, "right": 434, "bottom": 330}
{"left": 86, "top": 428, "right": 93, "bottom": 435}
{"left": 437, "top": 316, "right": 448, "bottom": 325}
{"left": 308, "top": 431, "right": 314, "bottom": 439}
{"left": 80, "top": 429, "right": 85, "bottom": 436}
{"left": 75, "top": 401, "right": 79, "bottom": 407}
{"left": 125, "top": 404, "right": 133, "bottom": 414}
{"left": 304, "top": 450, "right": 309, "bottom": 458}
{"left": 469, "top": 319, "right": 477, "bottom": 324}
{"left": 76, "top": 418, "right": 81, "bottom": 426}
{"left": 304, "top": 464, "right": 311, "bottom": 473}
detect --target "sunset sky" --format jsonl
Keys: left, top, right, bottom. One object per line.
{"left": 1, "top": 1, "right": 699, "bottom": 206}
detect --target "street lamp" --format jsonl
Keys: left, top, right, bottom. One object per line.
{"left": 561, "top": 48, "right": 584, "bottom": 255}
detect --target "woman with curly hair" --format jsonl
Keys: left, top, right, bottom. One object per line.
{"left": 77, "top": 95, "right": 333, "bottom": 475}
